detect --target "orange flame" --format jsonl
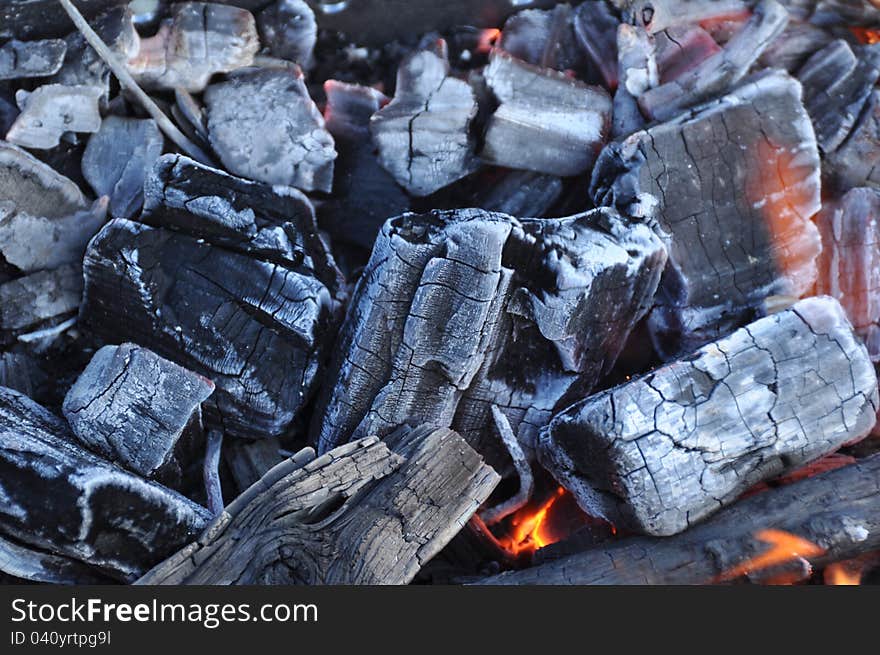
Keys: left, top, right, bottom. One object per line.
{"left": 824, "top": 562, "right": 863, "bottom": 586}
{"left": 498, "top": 487, "right": 565, "bottom": 556}
{"left": 476, "top": 28, "right": 501, "bottom": 54}
{"left": 715, "top": 529, "right": 826, "bottom": 583}
{"left": 852, "top": 27, "right": 880, "bottom": 45}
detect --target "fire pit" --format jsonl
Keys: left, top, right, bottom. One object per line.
{"left": 2, "top": 0, "right": 880, "bottom": 586}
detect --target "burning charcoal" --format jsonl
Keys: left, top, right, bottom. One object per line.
{"left": 0, "top": 386, "right": 211, "bottom": 582}
{"left": 0, "top": 39, "right": 66, "bottom": 80}
{"left": 63, "top": 343, "right": 215, "bottom": 484}
{"left": 5, "top": 83, "right": 102, "bottom": 149}
{"left": 480, "top": 50, "right": 612, "bottom": 177}
{"left": 141, "top": 155, "right": 344, "bottom": 297}
{"left": 815, "top": 188, "right": 880, "bottom": 359}
{"left": 257, "top": 0, "right": 317, "bottom": 69}
{"left": 80, "top": 218, "right": 336, "bottom": 440}
{"left": 138, "top": 425, "right": 499, "bottom": 584}
{"left": 757, "top": 21, "right": 834, "bottom": 72}
{"left": 808, "top": 0, "right": 880, "bottom": 26}
{"left": 81, "top": 116, "right": 163, "bottom": 219}
{"left": 0, "top": 264, "right": 81, "bottom": 346}
{"left": 204, "top": 67, "right": 336, "bottom": 193}
{"left": 499, "top": 4, "right": 581, "bottom": 71}
{"left": 623, "top": 0, "right": 751, "bottom": 33}
{"left": 613, "top": 24, "right": 657, "bottom": 138}
{"left": 572, "top": 0, "right": 621, "bottom": 88}
{"left": 312, "top": 207, "right": 666, "bottom": 474}
{"left": 638, "top": 0, "right": 790, "bottom": 122}
{"left": 797, "top": 39, "right": 880, "bottom": 153}
{"left": 653, "top": 25, "right": 719, "bottom": 83}
{"left": 320, "top": 80, "right": 409, "bottom": 252}
{"left": 540, "top": 296, "right": 879, "bottom": 537}
{"left": 592, "top": 70, "right": 822, "bottom": 357}
{"left": 127, "top": 2, "right": 259, "bottom": 92}
{"left": 826, "top": 90, "right": 880, "bottom": 191}
{"left": 371, "top": 45, "right": 479, "bottom": 196}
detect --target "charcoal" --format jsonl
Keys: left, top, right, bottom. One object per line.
{"left": 499, "top": 4, "right": 581, "bottom": 71}
{"left": 80, "top": 218, "right": 336, "bottom": 440}
{"left": 477, "top": 169, "right": 564, "bottom": 218}
{"left": 319, "top": 80, "right": 409, "bottom": 251}
{"left": 0, "top": 90, "right": 17, "bottom": 136}
{"left": 592, "top": 70, "right": 822, "bottom": 357}
{"left": 224, "top": 437, "right": 284, "bottom": 493}
{"left": 0, "top": 386, "right": 211, "bottom": 582}
{"left": 312, "top": 207, "right": 666, "bottom": 473}
{"left": 0, "top": 39, "right": 66, "bottom": 80}
{"left": 204, "top": 67, "right": 336, "bottom": 193}
{"left": 480, "top": 50, "right": 612, "bottom": 177}
{"left": 1, "top": 0, "right": 118, "bottom": 41}
{"left": 654, "top": 25, "right": 720, "bottom": 84}
{"left": 173, "top": 88, "right": 208, "bottom": 143}
{"left": 141, "top": 154, "right": 344, "bottom": 299}
{"left": 540, "top": 296, "right": 879, "bottom": 536}
{"left": 128, "top": 2, "right": 259, "bottom": 92}
{"left": 5, "top": 83, "right": 102, "bottom": 149}
{"left": 63, "top": 343, "right": 215, "bottom": 484}
{"left": 815, "top": 188, "right": 880, "bottom": 360}
{"left": 623, "top": 0, "right": 751, "bottom": 33}
{"left": 797, "top": 40, "right": 880, "bottom": 153}
{"left": 81, "top": 116, "right": 163, "bottom": 219}
{"left": 257, "top": 0, "right": 316, "bottom": 69}
{"left": 0, "top": 534, "right": 112, "bottom": 584}
{"left": 572, "top": 0, "right": 621, "bottom": 88}
{"left": 757, "top": 21, "right": 834, "bottom": 72}
{"left": 806, "top": 0, "right": 880, "bottom": 26}
{"left": 371, "top": 46, "right": 478, "bottom": 197}
{"left": 613, "top": 24, "right": 657, "bottom": 138}
{"left": 639, "top": 0, "right": 789, "bottom": 122}
{"left": 0, "top": 350, "right": 43, "bottom": 398}
{"left": 0, "top": 264, "right": 82, "bottom": 346}
{"left": 826, "top": 90, "right": 880, "bottom": 191}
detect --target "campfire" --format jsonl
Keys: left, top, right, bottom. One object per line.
{"left": 2, "top": 0, "right": 880, "bottom": 586}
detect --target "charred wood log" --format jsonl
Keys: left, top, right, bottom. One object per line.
{"left": 137, "top": 426, "right": 499, "bottom": 584}
{"left": 572, "top": 0, "right": 621, "bottom": 89}
{"left": 499, "top": 4, "right": 582, "bottom": 72}
{"left": 224, "top": 436, "right": 285, "bottom": 494}
{"left": 592, "top": 70, "right": 822, "bottom": 358}
{"left": 0, "top": 534, "right": 113, "bottom": 584}
{"left": 0, "top": 0, "right": 120, "bottom": 41}
{"left": 0, "top": 39, "right": 67, "bottom": 80}
{"left": 613, "top": 23, "right": 656, "bottom": 138}
{"left": 0, "top": 264, "right": 82, "bottom": 347}
{"left": 653, "top": 25, "right": 719, "bottom": 83}
{"left": 5, "top": 84, "right": 103, "bottom": 149}
{"left": 0, "top": 386, "right": 211, "bottom": 582}
{"left": 257, "top": 0, "right": 317, "bottom": 69}
{"left": 757, "top": 21, "right": 833, "bottom": 72}
{"left": 826, "top": 90, "right": 880, "bottom": 192}
{"left": 480, "top": 452, "right": 880, "bottom": 584}
{"left": 540, "top": 296, "right": 879, "bottom": 536}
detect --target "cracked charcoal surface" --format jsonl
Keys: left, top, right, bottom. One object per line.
{"left": 5, "top": 83, "right": 103, "bottom": 150}
{"left": 312, "top": 207, "right": 666, "bottom": 473}
{"left": 591, "top": 69, "right": 822, "bottom": 358}
{"left": 481, "top": 49, "right": 612, "bottom": 177}
{"left": 79, "top": 218, "right": 335, "bottom": 440}
{"left": 0, "top": 386, "right": 211, "bottom": 583}
{"left": 138, "top": 425, "right": 498, "bottom": 585}
{"left": 539, "top": 296, "right": 879, "bottom": 537}
{"left": 370, "top": 47, "right": 479, "bottom": 197}
{"left": 63, "top": 343, "right": 215, "bottom": 483}
{"left": 204, "top": 67, "right": 336, "bottom": 193}
{"left": 0, "top": 39, "right": 66, "bottom": 80}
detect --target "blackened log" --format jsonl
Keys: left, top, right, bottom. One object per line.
{"left": 80, "top": 218, "right": 336, "bottom": 440}
{"left": 477, "top": 169, "right": 564, "bottom": 218}
{"left": 5, "top": 84, "right": 102, "bottom": 149}
{"left": 638, "top": 0, "right": 789, "bottom": 122}
{"left": 757, "top": 21, "right": 833, "bottom": 72}
{"left": 826, "top": 90, "right": 880, "bottom": 192}
{"left": 654, "top": 25, "right": 719, "bottom": 83}
{"left": 0, "top": 39, "right": 67, "bottom": 80}
{"left": 0, "top": 534, "right": 112, "bottom": 584}
{"left": 204, "top": 67, "right": 336, "bottom": 193}
{"left": 0, "top": 350, "right": 42, "bottom": 398}
{"left": 499, "top": 4, "right": 582, "bottom": 71}
{"left": 137, "top": 426, "right": 499, "bottom": 584}
{"left": 540, "top": 296, "right": 879, "bottom": 536}
{"left": 62, "top": 343, "right": 215, "bottom": 485}
{"left": 480, "top": 453, "right": 880, "bottom": 584}
{"left": 592, "top": 70, "right": 822, "bottom": 357}
{"left": 0, "top": 265, "right": 82, "bottom": 346}
{"left": 82, "top": 116, "right": 163, "bottom": 219}
{"left": 224, "top": 437, "right": 284, "bottom": 493}
{"left": 0, "top": 386, "right": 211, "bottom": 582}
{"left": 797, "top": 40, "right": 880, "bottom": 153}
{"left": 622, "top": 0, "right": 751, "bottom": 33}
{"left": 257, "top": 0, "right": 316, "bottom": 69}
{"left": 481, "top": 50, "right": 612, "bottom": 177}
{"left": 371, "top": 45, "right": 479, "bottom": 197}
{"left": 572, "top": 1, "right": 621, "bottom": 88}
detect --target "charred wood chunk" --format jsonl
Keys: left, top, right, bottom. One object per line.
{"left": 127, "top": 2, "right": 258, "bottom": 92}
{"left": 572, "top": 0, "right": 621, "bottom": 88}
{"left": 654, "top": 25, "right": 719, "bottom": 84}
{"left": 797, "top": 39, "right": 880, "bottom": 153}
{"left": 540, "top": 296, "right": 879, "bottom": 537}
{"left": 592, "top": 70, "right": 822, "bottom": 357}
{"left": 613, "top": 24, "right": 657, "bottom": 139}
{"left": 481, "top": 50, "right": 612, "bottom": 177}
{"left": 257, "top": 0, "right": 317, "bottom": 69}
{"left": 319, "top": 81, "right": 409, "bottom": 252}
{"left": 815, "top": 188, "right": 880, "bottom": 360}
{"left": 204, "top": 68, "right": 336, "bottom": 193}
{"left": 0, "top": 39, "right": 66, "bottom": 80}
{"left": 0, "top": 349, "right": 42, "bottom": 398}
{"left": 499, "top": 4, "right": 582, "bottom": 72}
{"left": 807, "top": 0, "right": 880, "bottom": 26}
{"left": 0, "top": 264, "right": 82, "bottom": 346}
{"left": 370, "top": 46, "right": 479, "bottom": 197}
{"left": 312, "top": 208, "right": 666, "bottom": 472}
{"left": 481, "top": 453, "right": 880, "bottom": 585}
{"left": 141, "top": 154, "right": 344, "bottom": 299}
{"left": 82, "top": 116, "right": 163, "bottom": 219}
{"left": 757, "top": 21, "right": 834, "bottom": 72}
{"left": 0, "top": 0, "right": 119, "bottom": 41}
{"left": 639, "top": 0, "right": 789, "bottom": 122}
{"left": 0, "top": 386, "right": 211, "bottom": 582}
{"left": 5, "top": 84, "right": 102, "bottom": 149}
{"left": 623, "top": 0, "right": 751, "bottom": 33}
{"left": 0, "top": 534, "right": 113, "bottom": 584}
{"left": 224, "top": 436, "right": 284, "bottom": 494}
{"left": 137, "top": 426, "right": 499, "bottom": 585}
{"left": 476, "top": 169, "right": 564, "bottom": 218}
{"left": 80, "top": 219, "right": 335, "bottom": 440}
{"left": 62, "top": 343, "right": 215, "bottom": 485}
{"left": 827, "top": 90, "right": 880, "bottom": 192}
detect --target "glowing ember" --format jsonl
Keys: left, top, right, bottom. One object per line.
{"left": 498, "top": 487, "right": 566, "bottom": 556}
{"left": 476, "top": 28, "right": 501, "bottom": 54}
{"left": 852, "top": 27, "right": 880, "bottom": 45}
{"left": 824, "top": 561, "right": 862, "bottom": 585}
{"left": 715, "top": 529, "right": 826, "bottom": 583}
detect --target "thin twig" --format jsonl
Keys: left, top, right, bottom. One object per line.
{"left": 57, "top": 0, "right": 214, "bottom": 165}
{"left": 479, "top": 406, "right": 534, "bottom": 525}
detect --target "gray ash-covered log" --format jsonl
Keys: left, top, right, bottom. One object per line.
{"left": 312, "top": 207, "right": 666, "bottom": 472}
{"left": 540, "top": 296, "right": 878, "bottom": 537}
{"left": 0, "top": 386, "right": 211, "bottom": 583}
{"left": 592, "top": 69, "right": 822, "bottom": 358}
